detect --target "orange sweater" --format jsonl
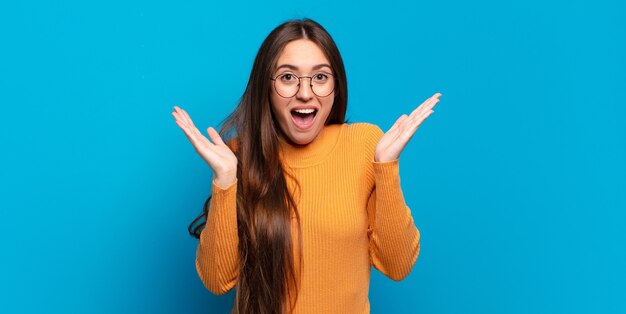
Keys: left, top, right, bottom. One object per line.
{"left": 195, "top": 122, "right": 421, "bottom": 313}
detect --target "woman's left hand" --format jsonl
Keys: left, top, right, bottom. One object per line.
{"left": 374, "top": 92, "right": 441, "bottom": 162}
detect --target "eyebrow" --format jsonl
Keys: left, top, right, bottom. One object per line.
{"left": 275, "top": 63, "right": 332, "bottom": 72}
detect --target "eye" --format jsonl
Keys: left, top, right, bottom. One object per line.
{"left": 313, "top": 73, "right": 329, "bottom": 82}
{"left": 279, "top": 73, "right": 296, "bottom": 82}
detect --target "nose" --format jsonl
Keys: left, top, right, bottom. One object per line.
{"left": 295, "top": 77, "right": 314, "bottom": 101}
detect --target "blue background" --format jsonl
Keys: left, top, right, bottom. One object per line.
{"left": 1, "top": 0, "right": 624, "bottom": 313}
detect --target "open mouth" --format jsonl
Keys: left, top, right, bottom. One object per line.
{"left": 290, "top": 108, "right": 318, "bottom": 129}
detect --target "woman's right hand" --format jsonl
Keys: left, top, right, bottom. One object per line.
{"left": 172, "top": 106, "right": 237, "bottom": 189}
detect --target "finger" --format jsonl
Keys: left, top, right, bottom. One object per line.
{"left": 429, "top": 97, "right": 441, "bottom": 110}
{"left": 181, "top": 108, "right": 195, "bottom": 126}
{"left": 173, "top": 106, "right": 184, "bottom": 119}
{"left": 172, "top": 111, "right": 188, "bottom": 127}
{"left": 174, "top": 113, "right": 203, "bottom": 144}
{"left": 174, "top": 113, "right": 207, "bottom": 145}
{"left": 207, "top": 127, "right": 225, "bottom": 146}
{"left": 412, "top": 109, "right": 434, "bottom": 131}
{"left": 176, "top": 106, "right": 195, "bottom": 127}
{"left": 177, "top": 120, "right": 217, "bottom": 157}
{"left": 407, "top": 97, "right": 437, "bottom": 121}
{"left": 421, "top": 109, "right": 434, "bottom": 122}
{"left": 173, "top": 107, "right": 190, "bottom": 126}
{"left": 428, "top": 93, "right": 442, "bottom": 110}
{"left": 389, "top": 114, "right": 409, "bottom": 133}
{"left": 173, "top": 108, "right": 208, "bottom": 143}
{"left": 413, "top": 109, "right": 433, "bottom": 126}
{"left": 401, "top": 109, "right": 434, "bottom": 141}
{"left": 173, "top": 112, "right": 192, "bottom": 131}
{"left": 408, "top": 97, "right": 439, "bottom": 124}
{"left": 175, "top": 119, "right": 196, "bottom": 143}
{"left": 175, "top": 117, "right": 199, "bottom": 141}
{"left": 422, "top": 96, "right": 440, "bottom": 111}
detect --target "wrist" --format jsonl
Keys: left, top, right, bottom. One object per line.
{"left": 213, "top": 173, "right": 237, "bottom": 190}
{"left": 374, "top": 153, "right": 399, "bottom": 163}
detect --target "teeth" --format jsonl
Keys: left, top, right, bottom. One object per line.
{"left": 293, "top": 108, "right": 315, "bottom": 114}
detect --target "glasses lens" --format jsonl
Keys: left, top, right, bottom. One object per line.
{"left": 274, "top": 74, "right": 298, "bottom": 97}
{"left": 312, "top": 73, "right": 335, "bottom": 97}
{"left": 273, "top": 73, "right": 335, "bottom": 97}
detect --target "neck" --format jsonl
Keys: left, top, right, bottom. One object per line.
{"left": 277, "top": 123, "right": 346, "bottom": 168}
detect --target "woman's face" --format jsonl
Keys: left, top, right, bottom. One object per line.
{"left": 270, "top": 39, "right": 335, "bottom": 146}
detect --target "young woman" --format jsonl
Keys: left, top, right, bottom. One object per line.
{"left": 172, "top": 18, "right": 441, "bottom": 314}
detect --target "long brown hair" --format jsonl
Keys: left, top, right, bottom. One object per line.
{"left": 189, "top": 18, "right": 348, "bottom": 313}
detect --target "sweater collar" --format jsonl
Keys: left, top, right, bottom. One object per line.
{"left": 278, "top": 123, "right": 346, "bottom": 168}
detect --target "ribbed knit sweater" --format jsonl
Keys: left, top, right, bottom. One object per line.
{"left": 195, "top": 122, "right": 421, "bottom": 313}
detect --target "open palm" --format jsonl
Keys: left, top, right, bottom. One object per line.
{"left": 171, "top": 106, "right": 237, "bottom": 187}
{"left": 375, "top": 93, "right": 441, "bottom": 162}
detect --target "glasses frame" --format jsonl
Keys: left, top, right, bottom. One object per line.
{"left": 270, "top": 72, "right": 337, "bottom": 98}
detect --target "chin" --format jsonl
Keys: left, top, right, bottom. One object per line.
{"left": 288, "top": 132, "right": 315, "bottom": 146}
{"left": 286, "top": 125, "right": 322, "bottom": 145}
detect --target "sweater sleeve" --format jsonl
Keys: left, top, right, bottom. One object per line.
{"left": 364, "top": 125, "right": 421, "bottom": 281}
{"left": 195, "top": 178, "right": 239, "bottom": 295}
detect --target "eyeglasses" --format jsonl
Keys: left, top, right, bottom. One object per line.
{"left": 270, "top": 72, "right": 336, "bottom": 98}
